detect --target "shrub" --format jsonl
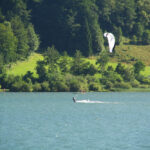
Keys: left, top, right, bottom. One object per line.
{"left": 11, "top": 81, "right": 32, "bottom": 92}
{"left": 55, "top": 81, "right": 70, "bottom": 92}
{"left": 131, "top": 80, "right": 140, "bottom": 88}
{"left": 139, "top": 84, "right": 149, "bottom": 88}
{"left": 131, "top": 35, "right": 137, "bottom": 44}
{"left": 114, "top": 82, "right": 131, "bottom": 89}
{"left": 134, "top": 61, "right": 145, "bottom": 75}
{"left": 68, "top": 78, "right": 81, "bottom": 92}
{"left": 136, "top": 75, "right": 150, "bottom": 84}
{"left": 41, "top": 81, "right": 50, "bottom": 91}
{"left": 142, "top": 30, "right": 150, "bottom": 45}
{"left": 87, "top": 64, "right": 98, "bottom": 75}
{"left": 86, "top": 75, "right": 100, "bottom": 84}
{"left": 33, "top": 82, "right": 42, "bottom": 92}
{"left": 105, "top": 81, "right": 113, "bottom": 89}
{"left": 89, "top": 82, "right": 102, "bottom": 91}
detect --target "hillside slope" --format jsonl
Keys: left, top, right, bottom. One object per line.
{"left": 7, "top": 45, "right": 150, "bottom": 77}
{"left": 7, "top": 53, "right": 43, "bottom": 76}
{"left": 112, "top": 45, "right": 150, "bottom": 65}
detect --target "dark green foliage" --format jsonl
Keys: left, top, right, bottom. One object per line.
{"left": 142, "top": 30, "right": 150, "bottom": 45}
{"left": 44, "top": 46, "right": 60, "bottom": 71}
{"left": 41, "top": 81, "right": 50, "bottom": 92}
{"left": 136, "top": 75, "right": 150, "bottom": 85}
{"left": 0, "top": 56, "right": 5, "bottom": 74}
{"left": 68, "top": 78, "right": 81, "bottom": 92}
{"left": 1, "top": 0, "right": 150, "bottom": 92}
{"left": 0, "top": 9, "right": 5, "bottom": 22}
{"left": 0, "top": 0, "right": 39, "bottom": 63}
{"left": 96, "top": 52, "right": 109, "bottom": 72}
{"left": 71, "top": 50, "right": 98, "bottom": 75}
{"left": 2, "top": 75, "right": 16, "bottom": 89}
{"left": 1, "top": 0, "right": 150, "bottom": 63}
{"left": 27, "top": 23, "right": 39, "bottom": 52}
{"left": 23, "top": 71, "right": 35, "bottom": 83}
{"left": 131, "top": 35, "right": 138, "bottom": 44}
{"left": 87, "top": 64, "right": 98, "bottom": 75}
{"left": 131, "top": 80, "right": 140, "bottom": 88}
{"left": 134, "top": 61, "right": 145, "bottom": 74}
{"left": 115, "top": 63, "right": 125, "bottom": 75}
{"left": 30, "top": 0, "right": 105, "bottom": 55}
{"left": 0, "top": 22, "right": 17, "bottom": 63}
{"left": 11, "top": 16, "right": 29, "bottom": 58}
{"left": 113, "top": 26, "right": 122, "bottom": 45}
{"left": 33, "top": 82, "right": 42, "bottom": 91}
{"left": 114, "top": 82, "right": 131, "bottom": 89}
{"left": 59, "top": 54, "right": 71, "bottom": 73}
{"left": 123, "top": 67, "right": 135, "bottom": 82}
{"left": 36, "top": 61, "right": 47, "bottom": 82}
{"left": 115, "top": 63, "right": 135, "bottom": 82}
{"left": 133, "top": 23, "right": 144, "bottom": 41}
{"left": 101, "top": 70, "right": 123, "bottom": 84}
{"left": 89, "top": 82, "right": 102, "bottom": 91}
{"left": 11, "top": 81, "right": 32, "bottom": 92}
{"left": 85, "top": 18, "right": 93, "bottom": 56}
{"left": 136, "top": 0, "right": 150, "bottom": 27}
{"left": 4, "top": 75, "right": 32, "bottom": 92}
{"left": 0, "top": 0, "right": 150, "bottom": 63}
{"left": 71, "top": 50, "right": 84, "bottom": 75}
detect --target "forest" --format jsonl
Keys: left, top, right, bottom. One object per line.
{"left": 0, "top": 0, "right": 150, "bottom": 92}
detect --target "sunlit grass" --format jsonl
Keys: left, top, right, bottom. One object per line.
{"left": 7, "top": 53, "right": 43, "bottom": 76}
{"left": 114, "top": 45, "right": 150, "bottom": 65}
{"left": 6, "top": 44, "right": 150, "bottom": 77}
{"left": 141, "top": 66, "right": 150, "bottom": 77}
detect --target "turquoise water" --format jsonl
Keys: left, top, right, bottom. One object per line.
{"left": 0, "top": 92, "right": 150, "bottom": 150}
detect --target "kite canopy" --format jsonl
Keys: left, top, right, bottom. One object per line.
{"left": 104, "top": 32, "right": 115, "bottom": 53}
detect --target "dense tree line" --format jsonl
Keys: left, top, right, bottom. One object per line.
{"left": 0, "top": 0, "right": 150, "bottom": 61}
{"left": 29, "top": 0, "right": 150, "bottom": 55}
{"left": 0, "top": 0, "right": 39, "bottom": 64}
{"left": 0, "top": 0, "right": 150, "bottom": 91}
{"left": 0, "top": 47, "right": 149, "bottom": 92}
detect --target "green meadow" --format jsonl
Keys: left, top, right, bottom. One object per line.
{"left": 7, "top": 53, "right": 43, "bottom": 76}
{"left": 6, "top": 45, "right": 150, "bottom": 77}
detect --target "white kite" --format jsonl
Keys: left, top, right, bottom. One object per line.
{"left": 104, "top": 32, "right": 115, "bottom": 53}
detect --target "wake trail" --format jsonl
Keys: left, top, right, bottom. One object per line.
{"left": 75, "top": 100, "right": 119, "bottom": 104}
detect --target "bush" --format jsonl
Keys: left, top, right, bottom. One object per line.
{"left": 10, "top": 81, "right": 32, "bottom": 92}
{"left": 55, "top": 81, "right": 70, "bottom": 92}
{"left": 136, "top": 75, "right": 150, "bottom": 84}
{"left": 130, "top": 35, "right": 137, "bottom": 44}
{"left": 33, "top": 83, "right": 42, "bottom": 92}
{"left": 65, "top": 75, "right": 88, "bottom": 92}
{"left": 139, "top": 84, "right": 149, "bottom": 88}
{"left": 131, "top": 80, "right": 140, "bottom": 88}
{"left": 89, "top": 82, "right": 102, "bottom": 91}
{"left": 41, "top": 81, "right": 50, "bottom": 91}
{"left": 87, "top": 64, "right": 98, "bottom": 75}
{"left": 68, "top": 78, "right": 81, "bottom": 92}
{"left": 142, "top": 30, "right": 150, "bottom": 45}
{"left": 105, "top": 81, "right": 113, "bottom": 89}
{"left": 114, "top": 82, "right": 131, "bottom": 89}
{"left": 86, "top": 75, "right": 100, "bottom": 84}
{"left": 134, "top": 61, "right": 145, "bottom": 75}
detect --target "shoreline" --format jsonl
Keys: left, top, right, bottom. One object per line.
{"left": 1, "top": 88, "right": 150, "bottom": 92}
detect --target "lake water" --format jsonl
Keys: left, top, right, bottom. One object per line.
{"left": 0, "top": 92, "right": 150, "bottom": 150}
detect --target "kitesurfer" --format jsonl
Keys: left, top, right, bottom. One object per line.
{"left": 73, "top": 97, "right": 76, "bottom": 103}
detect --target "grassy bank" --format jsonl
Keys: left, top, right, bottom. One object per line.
{"left": 7, "top": 53, "right": 43, "bottom": 76}
{"left": 118, "top": 88, "right": 150, "bottom": 92}
{"left": 6, "top": 44, "right": 150, "bottom": 77}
